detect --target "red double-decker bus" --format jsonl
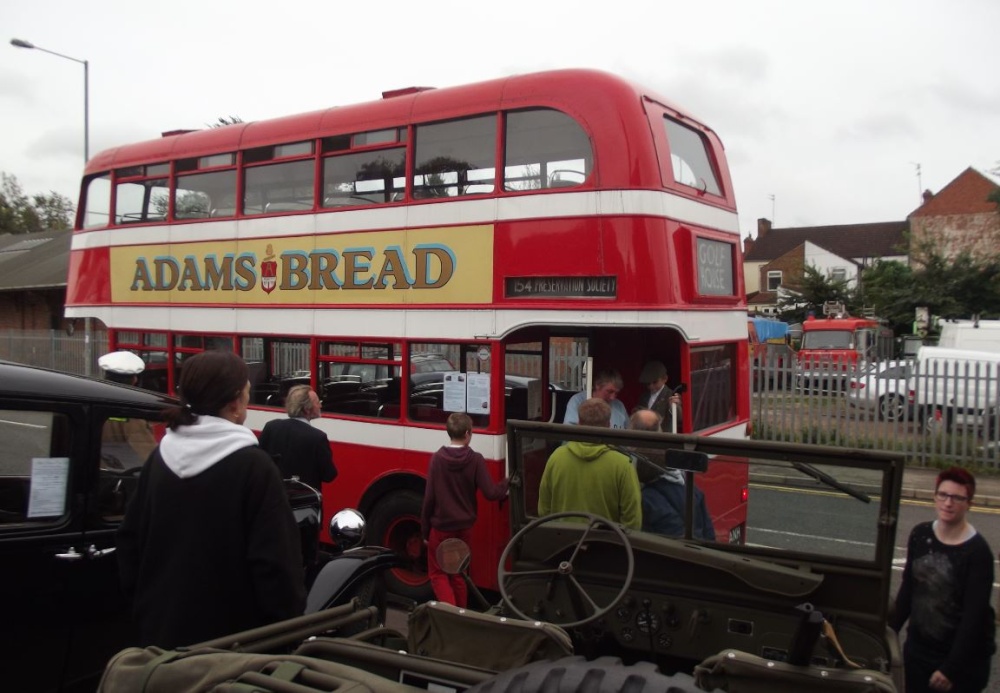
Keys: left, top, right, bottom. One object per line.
{"left": 67, "top": 69, "right": 750, "bottom": 598}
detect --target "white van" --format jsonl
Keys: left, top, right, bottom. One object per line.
{"left": 909, "top": 346, "right": 1000, "bottom": 435}
{"left": 937, "top": 320, "right": 1000, "bottom": 353}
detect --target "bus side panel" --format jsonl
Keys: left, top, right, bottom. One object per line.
{"left": 699, "top": 456, "right": 749, "bottom": 544}
{"left": 65, "top": 246, "right": 111, "bottom": 308}
{"left": 326, "top": 439, "right": 509, "bottom": 592}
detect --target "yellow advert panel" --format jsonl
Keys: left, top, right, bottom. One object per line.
{"left": 111, "top": 225, "right": 494, "bottom": 305}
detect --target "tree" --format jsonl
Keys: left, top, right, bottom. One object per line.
{"left": 209, "top": 116, "right": 244, "bottom": 128}
{"left": 0, "top": 172, "right": 74, "bottom": 234}
{"left": 859, "top": 248, "right": 1000, "bottom": 337}
{"left": 776, "top": 265, "right": 859, "bottom": 323}
{"left": 859, "top": 260, "right": 917, "bottom": 335}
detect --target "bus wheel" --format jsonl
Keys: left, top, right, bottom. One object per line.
{"left": 367, "top": 490, "right": 432, "bottom": 602}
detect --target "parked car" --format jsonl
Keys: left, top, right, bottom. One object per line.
{"left": 908, "top": 346, "right": 1000, "bottom": 435}
{"left": 846, "top": 360, "right": 911, "bottom": 421}
{"left": 0, "top": 360, "right": 324, "bottom": 693}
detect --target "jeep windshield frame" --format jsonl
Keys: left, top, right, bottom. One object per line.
{"left": 504, "top": 420, "right": 905, "bottom": 679}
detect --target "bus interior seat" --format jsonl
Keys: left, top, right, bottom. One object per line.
{"left": 210, "top": 207, "right": 235, "bottom": 218}
{"left": 377, "top": 403, "right": 401, "bottom": 419}
{"left": 548, "top": 170, "right": 585, "bottom": 188}
{"left": 505, "top": 386, "right": 528, "bottom": 421}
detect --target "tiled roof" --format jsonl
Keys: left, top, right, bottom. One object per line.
{"left": 0, "top": 230, "right": 71, "bottom": 291}
{"left": 744, "top": 221, "right": 908, "bottom": 262}
{"left": 909, "top": 167, "right": 1000, "bottom": 217}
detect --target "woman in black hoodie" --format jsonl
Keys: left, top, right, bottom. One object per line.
{"left": 117, "top": 350, "right": 305, "bottom": 648}
{"left": 421, "top": 412, "right": 509, "bottom": 606}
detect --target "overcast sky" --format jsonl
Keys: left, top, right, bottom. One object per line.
{"left": 3, "top": 0, "right": 998, "bottom": 239}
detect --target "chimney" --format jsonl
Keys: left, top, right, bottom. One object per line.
{"left": 757, "top": 218, "right": 772, "bottom": 238}
{"left": 743, "top": 234, "right": 755, "bottom": 255}
{"left": 922, "top": 189, "right": 934, "bottom": 203}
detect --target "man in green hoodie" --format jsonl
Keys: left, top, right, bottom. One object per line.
{"left": 538, "top": 398, "right": 642, "bottom": 529}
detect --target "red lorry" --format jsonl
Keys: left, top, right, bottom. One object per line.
{"left": 797, "top": 303, "right": 893, "bottom": 392}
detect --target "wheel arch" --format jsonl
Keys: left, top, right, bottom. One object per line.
{"left": 358, "top": 471, "right": 426, "bottom": 519}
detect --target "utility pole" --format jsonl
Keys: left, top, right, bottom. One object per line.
{"left": 911, "top": 162, "right": 922, "bottom": 202}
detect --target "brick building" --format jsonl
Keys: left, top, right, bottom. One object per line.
{"left": 908, "top": 167, "right": 1000, "bottom": 263}
{"left": 0, "top": 230, "right": 76, "bottom": 332}
{"left": 742, "top": 219, "right": 908, "bottom": 315}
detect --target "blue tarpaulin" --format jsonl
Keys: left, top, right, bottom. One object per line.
{"left": 750, "top": 317, "right": 789, "bottom": 343}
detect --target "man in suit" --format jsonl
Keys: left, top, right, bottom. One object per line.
{"left": 634, "top": 360, "right": 683, "bottom": 433}
{"left": 259, "top": 385, "right": 337, "bottom": 491}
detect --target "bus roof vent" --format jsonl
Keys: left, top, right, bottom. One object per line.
{"left": 381, "top": 86, "right": 435, "bottom": 99}
{"left": 161, "top": 129, "right": 197, "bottom": 138}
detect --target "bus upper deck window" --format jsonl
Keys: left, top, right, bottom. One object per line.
{"left": 504, "top": 109, "right": 591, "bottom": 192}
{"left": 662, "top": 117, "right": 721, "bottom": 196}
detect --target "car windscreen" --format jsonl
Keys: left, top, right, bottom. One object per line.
{"left": 505, "top": 421, "right": 904, "bottom": 568}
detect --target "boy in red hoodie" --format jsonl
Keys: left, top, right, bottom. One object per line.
{"left": 421, "top": 412, "right": 509, "bottom": 606}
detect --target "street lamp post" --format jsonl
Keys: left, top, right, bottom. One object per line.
{"left": 11, "top": 38, "right": 94, "bottom": 374}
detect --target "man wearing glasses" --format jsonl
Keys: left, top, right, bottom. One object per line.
{"left": 890, "top": 467, "right": 995, "bottom": 692}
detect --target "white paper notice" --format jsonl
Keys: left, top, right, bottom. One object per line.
{"left": 466, "top": 373, "right": 491, "bottom": 414}
{"left": 442, "top": 372, "right": 467, "bottom": 412}
{"left": 27, "top": 457, "right": 70, "bottom": 518}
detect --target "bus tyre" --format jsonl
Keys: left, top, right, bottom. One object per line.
{"left": 367, "top": 490, "right": 432, "bottom": 602}
{"left": 468, "top": 656, "right": 700, "bottom": 693}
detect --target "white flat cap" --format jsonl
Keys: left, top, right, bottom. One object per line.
{"left": 98, "top": 350, "right": 145, "bottom": 375}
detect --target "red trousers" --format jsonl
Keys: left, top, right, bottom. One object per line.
{"left": 426, "top": 527, "right": 471, "bottom": 608}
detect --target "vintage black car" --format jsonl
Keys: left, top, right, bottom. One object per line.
{"left": 0, "top": 361, "right": 324, "bottom": 693}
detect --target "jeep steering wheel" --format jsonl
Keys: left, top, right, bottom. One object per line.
{"left": 498, "top": 512, "right": 634, "bottom": 628}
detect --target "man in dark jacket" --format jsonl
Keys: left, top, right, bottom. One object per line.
{"left": 421, "top": 413, "right": 509, "bottom": 607}
{"left": 634, "top": 360, "right": 683, "bottom": 433}
{"left": 259, "top": 385, "right": 337, "bottom": 491}
{"left": 628, "top": 410, "right": 715, "bottom": 540}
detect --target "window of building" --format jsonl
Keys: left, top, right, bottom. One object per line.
{"left": 830, "top": 268, "right": 847, "bottom": 283}
{"left": 767, "top": 270, "right": 782, "bottom": 292}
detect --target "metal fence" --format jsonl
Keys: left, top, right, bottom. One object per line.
{"left": 752, "top": 358, "right": 1000, "bottom": 469}
{"left": 0, "top": 328, "right": 106, "bottom": 375}
{"left": 5, "top": 329, "right": 995, "bottom": 468}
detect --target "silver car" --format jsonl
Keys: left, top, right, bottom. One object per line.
{"left": 846, "top": 360, "right": 911, "bottom": 421}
